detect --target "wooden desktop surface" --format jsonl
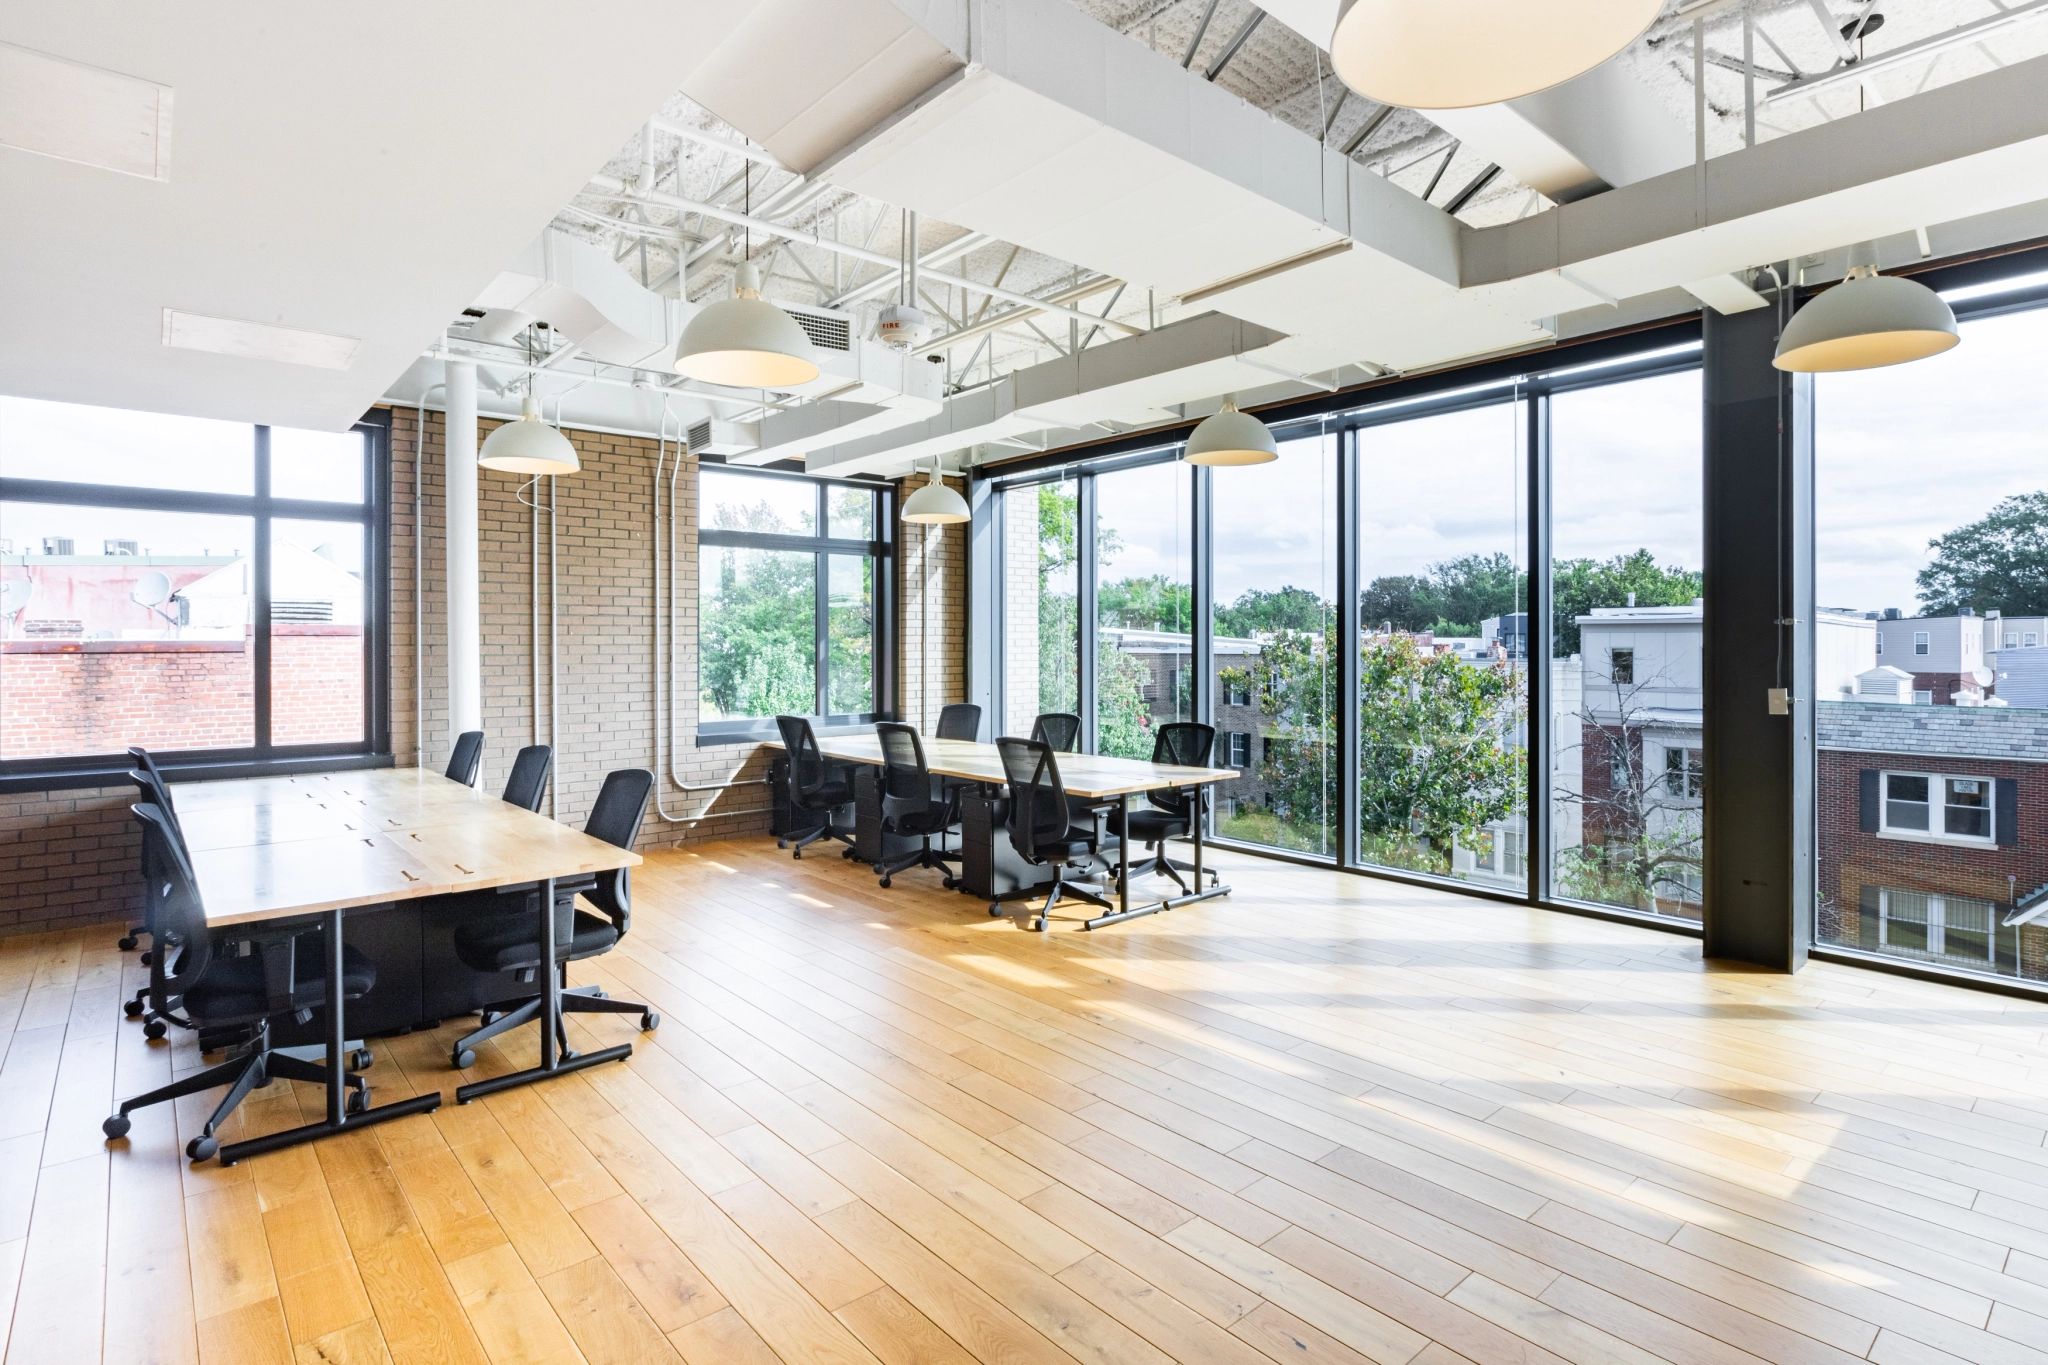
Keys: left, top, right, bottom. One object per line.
{"left": 171, "top": 768, "right": 639, "bottom": 928}
{"left": 769, "top": 734, "right": 1237, "bottom": 798}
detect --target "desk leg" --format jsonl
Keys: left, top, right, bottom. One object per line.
{"left": 218, "top": 907, "right": 442, "bottom": 1165}
{"left": 1082, "top": 785, "right": 1232, "bottom": 931}
{"left": 456, "top": 876, "right": 633, "bottom": 1104}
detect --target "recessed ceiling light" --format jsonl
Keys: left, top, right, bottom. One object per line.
{"left": 161, "top": 309, "right": 360, "bottom": 370}
{"left": 0, "top": 41, "right": 171, "bottom": 180}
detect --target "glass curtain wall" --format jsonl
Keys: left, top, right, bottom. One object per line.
{"left": 1548, "top": 370, "right": 1705, "bottom": 921}
{"left": 1211, "top": 429, "right": 1336, "bottom": 854}
{"left": 1814, "top": 299, "right": 2048, "bottom": 984}
{"left": 1354, "top": 399, "right": 1528, "bottom": 889}
{"left": 1094, "top": 461, "right": 1192, "bottom": 758}
{"left": 998, "top": 476, "right": 1078, "bottom": 736}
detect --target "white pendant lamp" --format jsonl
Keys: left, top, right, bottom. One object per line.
{"left": 1330, "top": 0, "right": 1662, "bottom": 110}
{"left": 1183, "top": 400, "right": 1278, "bottom": 466}
{"left": 477, "top": 394, "right": 580, "bottom": 475}
{"left": 674, "top": 261, "right": 821, "bottom": 389}
{"left": 1773, "top": 265, "right": 1959, "bottom": 372}
{"left": 901, "top": 459, "right": 969, "bottom": 524}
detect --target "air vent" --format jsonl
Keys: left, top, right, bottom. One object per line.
{"left": 788, "top": 311, "right": 851, "bottom": 352}
{"left": 687, "top": 420, "right": 761, "bottom": 457}
{"left": 272, "top": 600, "right": 335, "bottom": 623}
{"left": 40, "top": 538, "right": 74, "bottom": 556}
{"left": 104, "top": 539, "right": 138, "bottom": 556}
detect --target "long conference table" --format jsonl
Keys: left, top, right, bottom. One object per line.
{"left": 167, "top": 767, "right": 640, "bottom": 1163}
{"left": 774, "top": 734, "right": 1238, "bottom": 929}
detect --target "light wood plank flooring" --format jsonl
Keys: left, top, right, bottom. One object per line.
{"left": 8, "top": 838, "right": 2048, "bottom": 1364}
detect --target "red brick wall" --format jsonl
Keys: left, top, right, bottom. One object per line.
{"left": 1816, "top": 746, "right": 2048, "bottom": 977}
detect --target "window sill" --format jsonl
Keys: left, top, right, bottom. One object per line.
{"left": 0, "top": 750, "right": 394, "bottom": 795}
{"left": 697, "top": 718, "right": 880, "bottom": 747}
{"left": 1875, "top": 828, "right": 1997, "bottom": 850}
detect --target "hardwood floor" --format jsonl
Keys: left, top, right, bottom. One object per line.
{"left": 9, "top": 838, "right": 2048, "bottom": 1364}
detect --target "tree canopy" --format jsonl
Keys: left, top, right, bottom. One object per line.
{"left": 1215, "top": 585, "right": 1328, "bottom": 637}
{"left": 1361, "top": 553, "right": 1524, "bottom": 638}
{"left": 1917, "top": 490, "right": 2048, "bottom": 616}
{"left": 1551, "top": 550, "right": 1702, "bottom": 655}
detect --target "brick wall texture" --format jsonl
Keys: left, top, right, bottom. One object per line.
{"left": 0, "top": 409, "right": 964, "bottom": 937}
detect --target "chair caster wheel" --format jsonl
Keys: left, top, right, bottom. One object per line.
{"left": 777, "top": 839, "right": 787, "bottom": 849}
{"left": 479, "top": 1010, "right": 500, "bottom": 1026}
{"left": 140, "top": 952, "right": 153, "bottom": 967}
{"left": 351, "top": 1049, "right": 374, "bottom": 1071}
{"left": 943, "top": 877, "right": 957, "bottom": 890}
{"left": 186, "top": 1135, "right": 218, "bottom": 1162}
{"left": 989, "top": 904, "right": 1003, "bottom": 916}
{"left": 102, "top": 1114, "right": 131, "bottom": 1140}
{"left": 144, "top": 1019, "right": 167, "bottom": 1040}
{"left": 124, "top": 999, "right": 144, "bottom": 1018}
{"left": 640, "top": 1011, "right": 660, "bottom": 1031}
{"left": 1028, "top": 917, "right": 1047, "bottom": 932}
{"left": 118, "top": 935, "right": 138, "bottom": 951}
{"left": 347, "top": 1088, "right": 368, "bottom": 1115}
{"left": 453, "top": 1048, "right": 476, "bottom": 1070}
{"left": 879, "top": 876, "right": 892, "bottom": 889}
{"left": 793, "top": 849, "right": 803, "bottom": 860}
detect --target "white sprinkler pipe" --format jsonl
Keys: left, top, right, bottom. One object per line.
{"left": 443, "top": 359, "right": 482, "bottom": 770}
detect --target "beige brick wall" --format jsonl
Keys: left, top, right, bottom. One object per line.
{"left": 1003, "top": 484, "right": 1041, "bottom": 736}
{"left": 6, "top": 409, "right": 973, "bottom": 938}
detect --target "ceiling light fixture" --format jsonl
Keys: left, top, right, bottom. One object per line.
{"left": 1329, "top": 0, "right": 1662, "bottom": 110}
{"left": 1183, "top": 400, "right": 1278, "bottom": 466}
{"left": 1773, "top": 265, "right": 1959, "bottom": 372}
{"left": 901, "top": 458, "right": 969, "bottom": 524}
{"left": 673, "top": 260, "right": 821, "bottom": 388}
{"left": 477, "top": 393, "right": 581, "bottom": 475}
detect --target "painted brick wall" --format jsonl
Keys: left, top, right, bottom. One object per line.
{"left": 0, "top": 408, "right": 964, "bottom": 938}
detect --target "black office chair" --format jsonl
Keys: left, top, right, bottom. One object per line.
{"left": 872, "top": 723, "right": 962, "bottom": 889}
{"left": 447, "top": 769, "right": 660, "bottom": 1069}
{"left": 935, "top": 703, "right": 982, "bottom": 742}
{"left": 774, "top": 715, "right": 856, "bottom": 858}
{"left": 1030, "top": 713, "right": 1081, "bottom": 752}
{"left": 103, "top": 804, "right": 373, "bottom": 1161}
{"left": 1106, "top": 722, "right": 1220, "bottom": 894}
{"left": 994, "top": 737, "right": 1113, "bottom": 931}
{"left": 446, "top": 730, "right": 485, "bottom": 786}
{"left": 118, "top": 746, "right": 182, "bottom": 955}
{"left": 502, "top": 744, "right": 552, "bottom": 812}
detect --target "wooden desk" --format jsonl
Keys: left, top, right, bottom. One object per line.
{"left": 770, "top": 734, "right": 1237, "bottom": 928}
{"left": 169, "top": 768, "right": 642, "bottom": 1162}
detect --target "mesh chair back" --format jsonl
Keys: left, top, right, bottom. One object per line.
{"left": 583, "top": 768, "right": 653, "bottom": 932}
{"left": 133, "top": 803, "right": 213, "bottom": 1008}
{"left": 936, "top": 703, "right": 982, "bottom": 742}
{"left": 446, "top": 730, "right": 485, "bottom": 786}
{"left": 127, "top": 747, "right": 186, "bottom": 848}
{"left": 502, "top": 745, "right": 553, "bottom": 812}
{"left": 875, "top": 723, "right": 933, "bottom": 811}
{"left": 1029, "top": 713, "right": 1081, "bottom": 752}
{"left": 997, "top": 737, "right": 1069, "bottom": 863}
{"left": 1147, "top": 722, "right": 1216, "bottom": 816}
{"left": 775, "top": 715, "right": 834, "bottom": 806}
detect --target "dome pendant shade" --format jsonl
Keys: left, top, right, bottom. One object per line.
{"left": 901, "top": 466, "right": 969, "bottom": 524}
{"left": 674, "top": 261, "right": 821, "bottom": 389}
{"left": 1772, "top": 268, "right": 1960, "bottom": 372}
{"left": 477, "top": 395, "right": 580, "bottom": 475}
{"left": 1330, "top": 0, "right": 1662, "bottom": 110}
{"left": 1183, "top": 402, "right": 1278, "bottom": 466}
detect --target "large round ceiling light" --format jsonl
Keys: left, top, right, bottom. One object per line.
{"left": 1329, "top": 0, "right": 1663, "bottom": 110}
{"left": 674, "top": 261, "right": 821, "bottom": 389}
{"left": 901, "top": 461, "right": 969, "bottom": 525}
{"left": 1773, "top": 267, "right": 1959, "bottom": 372}
{"left": 477, "top": 394, "right": 580, "bottom": 476}
{"left": 1183, "top": 402, "right": 1278, "bottom": 466}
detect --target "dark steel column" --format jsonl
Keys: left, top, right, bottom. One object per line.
{"left": 1336, "top": 427, "right": 1362, "bottom": 867}
{"left": 1078, "top": 475, "right": 1100, "bottom": 753}
{"left": 1524, "top": 389, "right": 1552, "bottom": 901}
{"left": 1702, "top": 286, "right": 1815, "bottom": 970}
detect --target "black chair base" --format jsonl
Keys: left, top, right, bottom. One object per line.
{"left": 779, "top": 821, "right": 854, "bottom": 859}
{"left": 876, "top": 835, "right": 961, "bottom": 889}
{"left": 451, "top": 982, "right": 657, "bottom": 1069}
{"left": 1022, "top": 864, "right": 1115, "bottom": 933}
{"left": 103, "top": 1027, "right": 369, "bottom": 1162}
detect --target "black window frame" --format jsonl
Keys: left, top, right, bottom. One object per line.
{"left": 0, "top": 408, "right": 392, "bottom": 793}
{"left": 695, "top": 462, "right": 896, "bottom": 745}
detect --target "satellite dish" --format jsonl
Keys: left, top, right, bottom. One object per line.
{"left": 131, "top": 571, "right": 171, "bottom": 609}
{"left": 0, "top": 579, "right": 30, "bottom": 615}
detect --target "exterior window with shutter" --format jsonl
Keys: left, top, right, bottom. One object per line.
{"left": 1872, "top": 769, "right": 2013, "bottom": 847}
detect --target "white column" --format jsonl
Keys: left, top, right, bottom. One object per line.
{"left": 443, "top": 359, "right": 482, "bottom": 763}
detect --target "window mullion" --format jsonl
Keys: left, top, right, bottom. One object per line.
{"left": 253, "top": 426, "right": 272, "bottom": 753}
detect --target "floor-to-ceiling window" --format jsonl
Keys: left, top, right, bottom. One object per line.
{"left": 1548, "top": 368, "right": 1705, "bottom": 921}
{"left": 1354, "top": 396, "right": 1528, "bottom": 888}
{"left": 1814, "top": 291, "right": 2048, "bottom": 983}
{"left": 997, "top": 475, "right": 1078, "bottom": 736}
{"left": 1211, "top": 427, "right": 1336, "bottom": 854}
{"left": 1094, "top": 460, "right": 1191, "bottom": 759}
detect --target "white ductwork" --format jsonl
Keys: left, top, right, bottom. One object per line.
{"left": 1426, "top": 62, "right": 1693, "bottom": 204}
{"left": 471, "top": 230, "right": 689, "bottom": 370}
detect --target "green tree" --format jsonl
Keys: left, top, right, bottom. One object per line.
{"left": 1099, "top": 574, "right": 1191, "bottom": 631}
{"left": 1218, "top": 623, "right": 1335, "bottom": 852}
{"left": 1361, "top": 553, "right": 1526, "bottom": 638}
{"left": 1096, "top": 645, "right": 1157, "bottom": 758}
{"left": 1917, "top": 490, "right": 2048, "bottom": 616}
{"left": 700, "top": 545, "right": 816, "bottom": 718}
{"left": 1550, "top": 550, "right": 1702, "bottom": 655}
{"left": 1037, "top": 484, "right": 1080, "bottom": 714}
{"left": 1215, "top": 586, "right": 1327, "bottom": 636}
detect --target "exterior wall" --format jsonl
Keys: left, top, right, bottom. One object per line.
{"left": 0, "top": 409, "right": 965, "bottom": 938}
{"left": 1001, "top": 487, "right": 1040, "bottom": 735}
{"left": 1817, "top": 741, "right": 2048, "bottom": 978}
